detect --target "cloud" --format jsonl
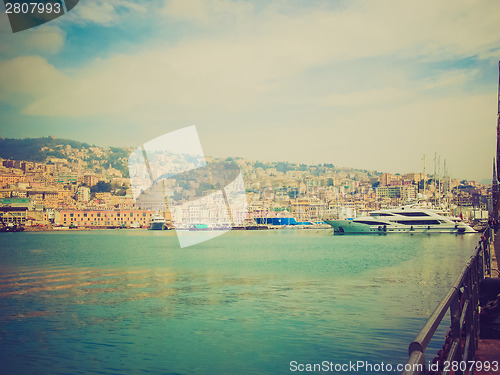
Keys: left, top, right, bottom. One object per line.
{"left": 64, "top": 0, "right": 147, "bottom": 26}
{"left": 323, "top": 93, "right": 495, "bottom": 177}
{"left": 163, "top": 0, "right": 254, "bottom": 25}
{"left": 319, "top": 69, "right": 475, "bottom": 108}
{"left": 1, "top": 0, "right": 499, "bottom": 180}
{"left": 164, "top": 0, "right": 210, "bottom": 22}
{"left": 11, "top": 0, "right": 498, "bottom": 118}
{"left": 0, "top": 12, "right": 65, "bottom": 56}
{"left": 160, "top": 0, "right": 500, "bottom": 62}
{"left": 0, "top": 56, "right": 70, "bottom": 101}
{"left": 1, "top": 1, "right": 498, "bottom": 119}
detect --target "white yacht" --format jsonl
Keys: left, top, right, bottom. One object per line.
{"left": 147, "top": 214, "right": 167, "bottom": 230}
{"left": 324, "top": 205, "right": 476, "bottom": 234}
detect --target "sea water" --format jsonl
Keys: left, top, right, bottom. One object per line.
{"left": 0, "top": 230, "right": 480, "bottom": 374}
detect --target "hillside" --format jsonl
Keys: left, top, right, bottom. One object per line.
{"left": 0, "top": 137, "right": 131, "bottom": 177}
{"left": 0, "top": 137, "right": 379, "bottom": 182}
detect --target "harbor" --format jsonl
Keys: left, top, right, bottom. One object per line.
{"left": 401, "top": 226, "right": 500, "bottom": 375}
{"left": 1, "top": 1, "right": 500, "bottom": 373}
{"left": 0, "top": 229, "right": 485, "bottom": 375}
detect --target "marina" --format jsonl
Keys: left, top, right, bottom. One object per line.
{"left": 0, "top": 230, "right": 482, "bottom": 375}
{"left": 1, "top": 1, "right": 499, "bottom": 374}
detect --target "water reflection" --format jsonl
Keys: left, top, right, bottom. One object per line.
{"left": 0, "top": 231, "right": 480, "bottom": 375}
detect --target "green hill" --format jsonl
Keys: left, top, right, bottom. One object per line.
{"left": 0, "top": 137, "right": 91, "bottom": 161}
{"left": 0, "top": 137, "right": 130, "bottom": 177}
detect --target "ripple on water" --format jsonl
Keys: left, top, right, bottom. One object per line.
{"left": 0, "top": 231, "right": 480, "bottom": 375}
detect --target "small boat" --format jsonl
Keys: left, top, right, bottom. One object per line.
{"left": 0, "top": 222, "right": 25, "bottom": 232}
{"left": 189, "top": 224, "right": 211, "bottom": 231}
{"left": 325, "top": 205, "right": 476, "bottom": 234}
{"left": 147, "top": 214, "right": 167, "bottom": 230}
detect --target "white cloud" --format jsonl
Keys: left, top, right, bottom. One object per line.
{"left": 65, "top": 0, "right": 147, "bottom": 26}
{"left": 163, "top": 0, "right": 254, "bottom": 25}
{"left": 320, "top": 69, "right": 475, "bottom": 108}
{"left": 323, "top": 93, "right": 496, "bottom": 179}
{"left": 160, "top": 0, "right": 500, "bottom": 62}
{"left": 0, "top": 11, "right": 65, "bottom": 55}
{"left": 321, "top": 88, "right": 412, "bottom": 108}
{"left": 0, "top": 56, "right": 70, "bottom": 101}
{"left": 164, "top": 0, "right": 209, "bottom": 22}
{"left": 4, "top": 1, "right": 500, "bottom": 116}
{"left": 1, "top": 0, "right": 499, "bottom": 180}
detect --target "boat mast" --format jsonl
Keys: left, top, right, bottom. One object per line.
{"left": 443, "top": 158, "right": 447, "bottom": 208}
{"left": 433, "top": 152, "right": 437, "bottom": 206}
{"left": 438, "top": 154, "right": 441, "bottom": 207}
{"left": 423, "top": 154, "right": 426, "bottom": 196}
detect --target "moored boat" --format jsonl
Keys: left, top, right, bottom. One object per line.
{"left": 325, "top": 205, "right": 476, "bottom": 234}
{"left": 147, "top": 214, "right": 168, "bottom": 230}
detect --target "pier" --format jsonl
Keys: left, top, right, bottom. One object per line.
{"left": 469, "top": 232, "right": 500, "bottom": 375}
{"left": 402, "top": 228, "right": 500, "bottom": 375}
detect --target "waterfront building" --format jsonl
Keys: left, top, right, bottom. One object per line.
{"left": 0, "top": 206, "right": 28, "bottom": 225}
{"left": 57, "top": 209, "right": 154, "bottom": 228}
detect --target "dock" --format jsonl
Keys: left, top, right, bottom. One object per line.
{"left": 402, "top": 227, "right": 500, "bottom": 375}
{"left": 473, "top": 232, "right": 500, "bottom": 375}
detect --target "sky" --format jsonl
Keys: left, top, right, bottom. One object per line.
{"left": 0, "top": 0, "right": 499, "bottom": 182}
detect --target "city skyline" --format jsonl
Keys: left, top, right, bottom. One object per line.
{"left": 0, "top": 135, "right": 484, "bottom": 184}
{"left": 1, "top": 0, "right": 500, "bottom": 182}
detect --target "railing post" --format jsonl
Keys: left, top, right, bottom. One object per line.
{"left": 481, "top": 241, "right": 486, "bottom": 278}
{"left": 402, "top": 351, "right": 426, "bottom": 375}
{"left": 449, "top": 289, "right": 463, "bottom": 374}
{"left": 471, "top": 258, "right": 479, "bottom": 353}
{"left": 466, "top": 263, "right": 476, "bottom": 361}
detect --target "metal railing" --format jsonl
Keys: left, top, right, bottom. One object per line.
{"left": 402, "top": 227, "right": 494, "bottom": 375}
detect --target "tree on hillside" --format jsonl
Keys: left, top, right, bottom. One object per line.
{"left": 90, "top": 181, "right": 112, "bottom": 193}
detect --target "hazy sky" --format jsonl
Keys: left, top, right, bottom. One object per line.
{"left": 0, "top": 0, "right": 499, "bottom": 182}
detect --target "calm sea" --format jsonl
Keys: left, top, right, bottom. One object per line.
{"left": 0, "top": 230, "right": 479, "bottom": 375}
